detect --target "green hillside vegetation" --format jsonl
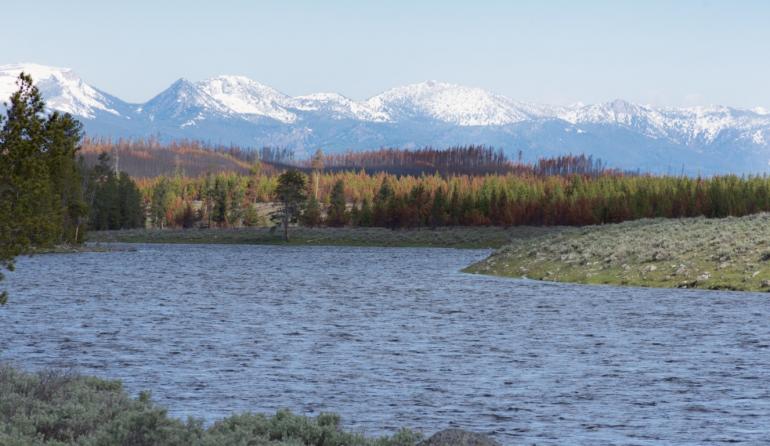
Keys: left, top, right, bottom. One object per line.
{"left": 465, "top": 213, "right": 770, "bottom": 292}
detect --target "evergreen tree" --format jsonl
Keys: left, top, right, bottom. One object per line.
{"left": 90, "top": 172, "right": 119, "bottom": 230}
{"left": 227, "top": 177, "right": 245, "bottom": 226}
{"left": 117, "top": 172, "right": 144, "bottom": 228}
{"left": 448, "top": 185, "right": 461, "bottom": 226}
{"left": 357, "top": 197, "right": 373, "bottom": 227}
{"left": 179, "top": 203, "right": 197, "bottom": 229}
{"left": 0, "top": 73, "right": 86, "bottom": 303}
{"left": 150, "top": 177, "right": 172, "bottom": 229}
{"left": 301, "top": 194, "right": 322, "bottom": 227}
{"left": 326, "top": 179, "right": 349, "bottom": 227}
{"left": 409, "top": 184, "right": 431, "bottom": 228}
{"left": 349, "top": 199, "right": 360, "bottom": 226}
{"left": 212, "top": 179, "right": 228, "bottom": 227}
{"left": 271, "top": 170, "right": 307, "bottom": 241}
{"left": 430, "top": 187, "right": 448, "bottom": 228}
{"left": 84, "top": 154, "right": 144, "bottom": 230}
{"left": 0, "top": 73, "right": 57, "bottom": 251}
{"left": 373, "top": 177, "right": 394, "bottom": 227}
{"left": 202, "top": 172, "right": 216, "bottom": 228}
{"left": 44, "top": 112, "right": 86, "bottom": 242}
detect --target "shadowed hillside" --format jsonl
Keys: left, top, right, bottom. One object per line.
{"left": 79, "top": 138, "right": 291, "bottom": 178}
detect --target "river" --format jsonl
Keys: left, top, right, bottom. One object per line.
{"left": 1, "top": 244, "right": 768, "bottom": 445}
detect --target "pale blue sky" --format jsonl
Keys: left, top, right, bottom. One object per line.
{"left": 2, "top": 0, "right": 768, "bottom": 107}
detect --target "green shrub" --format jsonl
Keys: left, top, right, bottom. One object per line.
{"left": 0, "top": 365, "right": 420, "bottom": 446}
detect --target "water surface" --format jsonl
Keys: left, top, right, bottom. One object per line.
{"left": 2, "top": 244, "right": 769, "bottom": 445}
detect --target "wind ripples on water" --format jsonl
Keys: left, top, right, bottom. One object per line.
{"left": 1, "top": 244, "right": 769, "bottom": 445}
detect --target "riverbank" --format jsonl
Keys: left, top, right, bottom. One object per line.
{"left": 87, "top": 226, "right": 560, "bottom": 249}
{"left": 465, "top": 213, "right": 770, "bottom": 292}
{"left": 24, "top": 243, "right": 136, "bottom": 255}
{"left": 0, "top": 364, "right": 421, "bottom": 445}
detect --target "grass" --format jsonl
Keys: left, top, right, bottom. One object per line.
{"left": 465, "top": 213, "right": 770, "bottom": 292}
{"left": 0, "top": 364, "right": 421, "bottom": 446}
{"left": 25, "top": 244, "right": 136, "bottom": 255}
{"left": 87, "top": 226, "right": 561, "bottom": 249}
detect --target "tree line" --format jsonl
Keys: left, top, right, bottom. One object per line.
{"left": 79, "top": 138, "right": 622, "bottom": 179}
{"left": 298, "top": 145, "right": 515, "bottom": 175}
{"left": 134, "top": 166, "right": 770, "bottom": 231}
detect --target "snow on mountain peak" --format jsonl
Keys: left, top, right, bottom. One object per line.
{"left": 366, "top": 81, "right": 538, "bottom": 126}
{"left": 0, "top": 63, "right": 119, "bottom": 118}
{"left": 197, "top": 75, "right": 296, "bottom": 123}
{"left": 292, "top": 92, "right": 390, "bottom": 122}
{"left": 5, "top": 63, "right": 770, "bottom": 169}
{"left": 141, "top": 77, "right": 228, "bottom": 122}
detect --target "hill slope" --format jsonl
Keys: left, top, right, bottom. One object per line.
{"left": 465, "top": 214, "right": 770, "bottom": 292}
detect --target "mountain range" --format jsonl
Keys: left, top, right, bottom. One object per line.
{"left": 2, "top": 62, "right": 770, "bottom": 174}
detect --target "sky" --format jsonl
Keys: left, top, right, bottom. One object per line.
{"left": 2, "top": 0, "right": 769, "bottom": 108}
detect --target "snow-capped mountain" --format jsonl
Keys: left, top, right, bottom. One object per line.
{"left": 197, "top": 75, "right": 296, "bottom": 123}
{"left": 141, "top": 78, "right": 228, "bottom": 123}
{"left": 3, "top": 63, "right": 770, "bottom": 174}
{"left": 0, "top": 63, "right": 130, "bottom": 119}
{"left": 366, "top": 80, "right": 547, "bottom": 126}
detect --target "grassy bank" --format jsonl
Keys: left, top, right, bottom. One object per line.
{"left": 0, "top": 365, "right": 419, "bottom": 446}
{"left": 87, "top": 226, "right": 560, "bottom": 249}
{"left": 25, "top": 244, "right": 136, "bottom": 255}
{"left": 465, "top": 213, "right": 770, "bottom": 292}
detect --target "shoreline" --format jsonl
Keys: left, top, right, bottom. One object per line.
{"left": 465, "top": 213, "right": 770, "bottom": 292}
{"left": 86, "top": 226, "right": 560, "bottom": 249}
{"left": 0, "top": 364, "right": 428, "bottom": 445}
{"left": 24, "top": 243, "right": 137, "bottom": 255}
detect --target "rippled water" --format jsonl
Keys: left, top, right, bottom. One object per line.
{"left": 2, "top": 244, "right": 769, "bottom": 445}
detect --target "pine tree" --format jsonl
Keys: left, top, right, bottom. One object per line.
{"left": 117, "top": 172, "right": 144, "bottom": 228}
{"left": 212, "top": 180, "right": 228, "bottom": 228}
{"left": 326, "top": 179, "right": 349, "bottom": 227}
{"left": 0, "top": 73, "right": 57, "bottom": 249}
{"left": 151, "top": 178, "right": 172, "bottom": 229}
{"left": 44, "top": 112, "right": 86, "bottom": 242}
{"left": 271, "top": 170, "right": 307, "bottom": 241}
{"left": 349, "top": 199, "right": 360, "bottom": 226}
{"left": 180, "top": 203, "right": 197, "bottom": 229}
{"left": 373, "top": 177, "right": 394, "bottom": 227}
{"left": 430, "top": 187, "right": 448, "bottom": 228}
{"left": 301, "top": 194, "right": 322, "bottom": 227}
{"left": 448, "top": 185, "right": 461, "bottom": 225}
{"left": 0, "top": 73, "right": 85, "bottom": 303}
{"left": 358, "top": 197, "right": 373, "bottom": 227}
{"left": 409, "top": 184, "right": 431, "bottom": 228}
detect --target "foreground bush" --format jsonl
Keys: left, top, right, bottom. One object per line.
{"left": 0, "top": 365, "right": 420, "bottom": 446}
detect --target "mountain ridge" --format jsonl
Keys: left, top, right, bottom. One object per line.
{"left": 2, "top": 63, "right": 769, "bottom": 174}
